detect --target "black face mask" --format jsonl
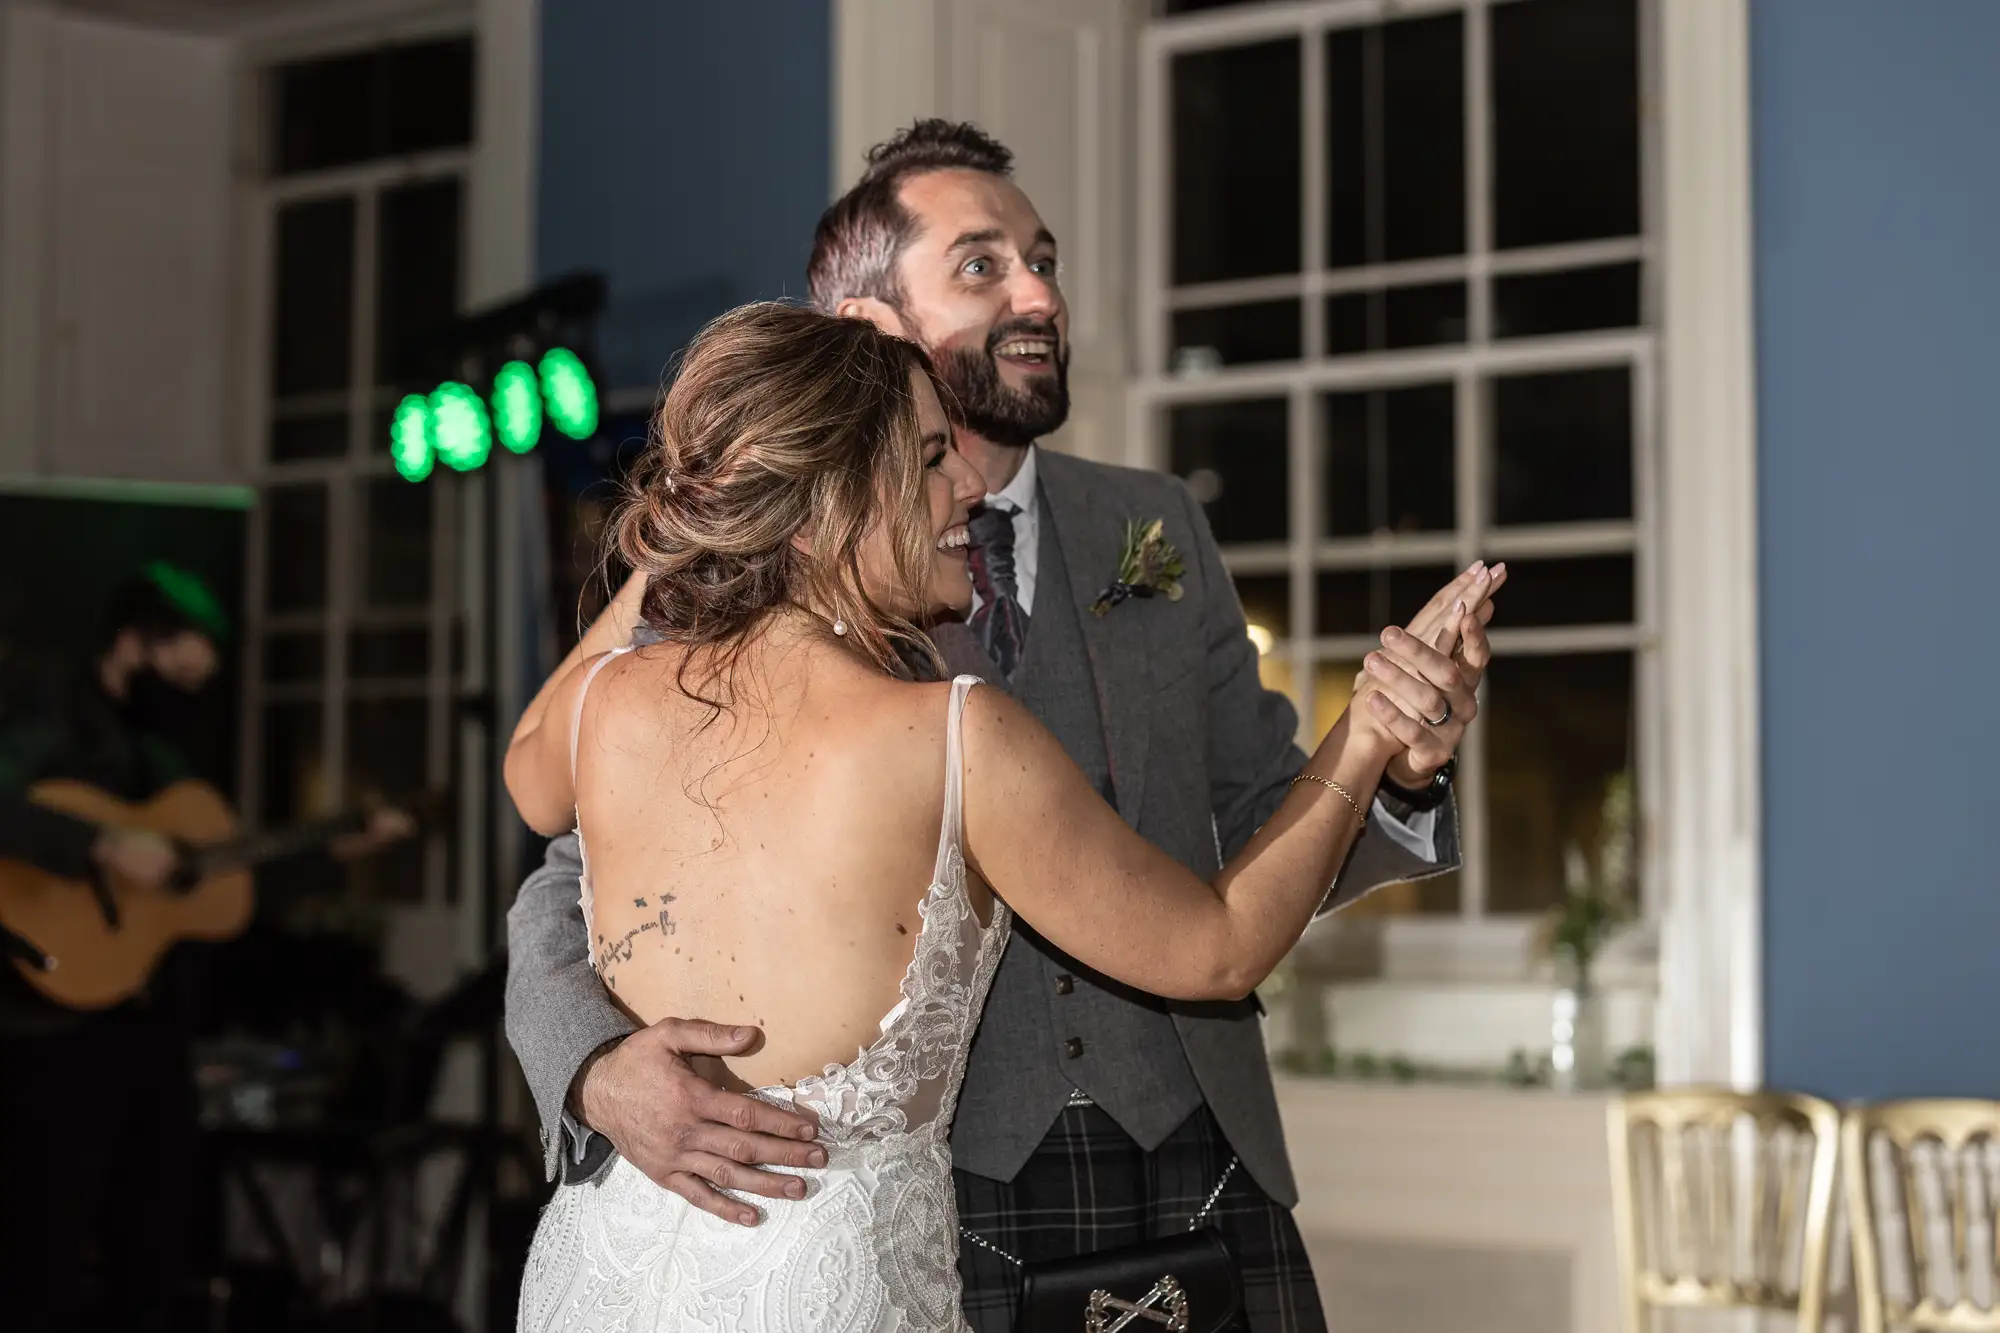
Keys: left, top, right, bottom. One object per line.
{"left": 123, "top": 666, "right": 213, "bottom": 758}
{"left": 923, "top": 314, "right": 1071, "bottom": 450}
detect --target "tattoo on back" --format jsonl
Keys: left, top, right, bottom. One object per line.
{"left": 593, "top": 893, "right": 679, "bottom": 994}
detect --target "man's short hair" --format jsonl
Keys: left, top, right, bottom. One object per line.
{"left": 807, "top": 120, "right": 1015, "bottom": 314}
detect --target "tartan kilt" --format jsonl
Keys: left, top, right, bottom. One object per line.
{"left": 952, "top": 1102, "right": 1327, "bottom": 1333}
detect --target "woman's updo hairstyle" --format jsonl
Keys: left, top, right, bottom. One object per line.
{"left": 613, "top": 302, "right": 947, "bottom": 691}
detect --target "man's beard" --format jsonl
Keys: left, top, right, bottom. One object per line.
{"left": 924, "top": 317, "right": 1070, "bottom": 449}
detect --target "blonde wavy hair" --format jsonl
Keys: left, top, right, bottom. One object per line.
{"left": 611, "top": 302, "right": 949, "bottom": 706}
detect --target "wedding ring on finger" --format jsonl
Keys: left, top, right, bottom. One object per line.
{"left": 1424, "top": 700, "right": 1453, "bottom": 728}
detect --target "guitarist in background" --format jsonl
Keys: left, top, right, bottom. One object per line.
{"left": 0, "top": 566, "right": 405, "bottom": 1332}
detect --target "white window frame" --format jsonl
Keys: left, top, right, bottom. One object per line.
{"left": 1130, "top": 0, "right": 1759, "bottom": 1086}
{"left": 235, "top": 17, "right": 477, "bottom": 920}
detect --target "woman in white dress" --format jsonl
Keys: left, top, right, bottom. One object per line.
{"left": 504, "top": 303, "right": 1483, "bottom": 1332}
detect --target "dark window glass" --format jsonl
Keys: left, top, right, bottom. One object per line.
{"left": 1169, "top": 399, "right": 1290, "bottom": 543}
{"left": 270, "top": 197, "right": 354, "bottom": 397}
{"left": 1326, "top": 14, "right": 1465, "bottom": 268}
{"left": 349, "top": 627, "right": 430, "bottom": 678}
{"left": 1232, "top": 574, "right": 1291, "bottom": 640}
{"left": 264, "top": 484, "right": 328, "bottom": 612}
{"left": 273, "top": 38, "right": 474, "bottom": 176}
{"left": 269, "top": 412, "right": 348, "bottom": 462}
{"left": 344, "top": 697, "right": 429, "bottom": 903}
{"left": 262, "top": 632, "right": 325, "bottom": 685}
{"left": 1492, "top": 0, "right": 1640, "bottom": 249}
{"left": 1486, "top": 652, "right": 1636, "bottom": 913}
{"left": 384, "top": 40, "right": 476, "bottom": 157}
{"left": 376, "top": 178, "right": 462, "bottom": 380}
{"left": 1313, "top": 564, "right": 1458, "bottom": 636}
{"left": 1493, "top": 262, "right": 1642, "bottom": 339}
{"left": 1170, "top": 300, "right": 1302, "bottom": 372}
{"left": 1480, "top": 555, "right": 1633, "bottom": 627}
{"left": 1323, "top": 383, "right": 1455, "bottom": 537}
{"left": 1490, "top": 367, "right": 1632, "bottom": 525}
{"left": 1324, "top": 282, "right": 1467, "bottom": 356}
{"left": 260, "top": 702, "right": 323, "bottom": 822}
{"left": 363, "top": 477, "right": 432, "bottom": 608}
{"left": 1172, "top": 39, "right": 1301, "bottom": 284}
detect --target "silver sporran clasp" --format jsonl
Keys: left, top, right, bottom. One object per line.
{"left": 1085, "top": 1274, "right": 1190, "bottom": 1332}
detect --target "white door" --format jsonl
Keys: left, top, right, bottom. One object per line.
{"left": 0, "top": 8, "right": 233, "bottom": 484}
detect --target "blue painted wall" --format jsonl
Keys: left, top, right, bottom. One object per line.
{"left": 536, "top": 1, "right": 832, "bottom": 393}
{"left": 1755, "top": 0, "right": 2000, "bottom": 1098}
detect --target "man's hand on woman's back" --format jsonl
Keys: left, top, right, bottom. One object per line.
{"left": 573, "top": 1016, "right": 826, "bottom": 1227}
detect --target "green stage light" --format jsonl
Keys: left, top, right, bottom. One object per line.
{"left": 539, "top": 347, "right": 598, "bottom": 440}
{"left": 430, "top": 381, "right": 492, "bottom": 471}
{"left": 389, "top": 394, "right": 435, "bottom": 482}
{"left": 492, "top": 360, "right": 543, "bottom": 454}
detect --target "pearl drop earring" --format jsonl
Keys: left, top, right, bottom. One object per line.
{"left": 833, "top": 617, "right": 848, "bottom": 637}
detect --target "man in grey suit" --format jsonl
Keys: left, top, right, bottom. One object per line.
{"left": 505, "top": 121, "right": 1498, "bottom": 1332}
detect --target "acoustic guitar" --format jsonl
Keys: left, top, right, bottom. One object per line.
{"left": 0, "top": 779, "right": 445, "bottom": 1010}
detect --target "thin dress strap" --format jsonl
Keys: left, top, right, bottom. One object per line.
{"left": 569, "top": 646, "right": 634, "bottom": 790}
{"left": 932, "top": 675, "right": 980, "bottom": 881}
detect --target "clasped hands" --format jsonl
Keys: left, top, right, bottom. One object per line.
{"left": 1351, "top": 560, "right": 1505, "bottom": 790}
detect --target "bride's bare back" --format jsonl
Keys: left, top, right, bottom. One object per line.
{"left": 572, "top": 634, "right": 994, "bottom": 1091}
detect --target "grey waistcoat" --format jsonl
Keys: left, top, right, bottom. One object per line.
{"left": 947, "top": 506, "right": 1205, "bottom": 1183}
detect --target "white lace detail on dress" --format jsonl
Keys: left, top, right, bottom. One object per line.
{"left": 521, "top": 675, "right": 1008, "bottom": 1332}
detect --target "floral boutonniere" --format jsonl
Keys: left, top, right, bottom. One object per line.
{"left": 1091, "top": 518, "right": 1186, "bottom": 617}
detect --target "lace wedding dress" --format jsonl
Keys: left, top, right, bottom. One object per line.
{"left": 518, "top": 674, "right": 1010, "bottom": 1332}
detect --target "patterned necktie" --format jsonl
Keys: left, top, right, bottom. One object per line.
{"left": 966, "top": 503, "right": 1029, "bottom": 681}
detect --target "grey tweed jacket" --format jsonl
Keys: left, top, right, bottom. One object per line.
{"left": 504, "top": 449, "right": 1458, "bottom": 1207}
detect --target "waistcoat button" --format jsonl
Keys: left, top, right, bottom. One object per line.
{"left": 1064, "top": 1037, "right": 1084, "bottom": 1059}
{"left": 1055, "top": 974, "right": 1075, "bottom": 995}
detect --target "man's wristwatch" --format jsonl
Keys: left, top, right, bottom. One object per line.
{"left": 1379, "top": 756, "right": 1456, "bottom": 812}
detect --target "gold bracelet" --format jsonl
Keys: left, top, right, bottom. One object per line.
{"left": 1289, "top": 772, "right": 1367, "bottom": 827}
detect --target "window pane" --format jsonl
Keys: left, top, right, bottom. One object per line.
{"left": 269, "top": 411, "right": 348, "bottom": 462}
{"left": 363, "top": 476, "right": 432, "bottom": 608}
{"left": 260, "top": 702, "right": 323, "bottom": 822}
{"left": 1314, "top": 564, "right": 1458, "bottom": 636}
{"left": 1170, "top": 300, "right": 1301, "bottom": 373}
{"left": 1326, "top": 13, "right": 1465, "bottom": 268}
{"left": 273, "top": 39, "right": 474, "bottom": 176}
{"left": 1169, "top": 399, "right": 1289, "bottom": 543}
{"left": 1323, "top": 383, "right": 1455, "bottom": 538}
{"left": 273, "top": 51, "right": 375, "bottom": 175}
{"left": 1493, "top": 262, "right": 1642, "bottom": 339}
{"left": 1324, "top": 283, "right": 1467, "bottom": 357}
{"left": 262, "top": 632, "right": 325, "bottom": 684}
{"left": 376, "top": 177, "right": 463, "bottom": 381}
{"left": 345, "top": 697, "right": 429, "bottom": 904}
{"left": 349, "top": 627, "right": 430, "bottom": 678}
{"left": 1490, "top": 366, "right": 1632, "bottom": 525}
{"left": 271, "top": 197, "right": 355, "bottom": 397}
{"left": 1172, "top": 39, "right": 1301, "bottom": 285}
{"left": 1485, "top": 652, "right": 1636, "bottom": 915}
{"left": 1232, "top": 573, "right": 1291, "bottom": 642}
{"left": 1492, "top": 0, "right": 1640, "bottom": 249}
{"left": 385, "top": 39, "right": 475, "bottom": 158}
{"left": 1481, "top": 555, "right": 1633, "bottom": 627}
{"left": 264, "top": 484, "right": 328, "bottom": 612}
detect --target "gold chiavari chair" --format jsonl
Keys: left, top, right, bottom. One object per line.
{"left": 1609, "top": 1089, "right": 1843, "bottom": 1333}
{"left": 1843, "top": 1099, "right": 2000, "bottom": 1333}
